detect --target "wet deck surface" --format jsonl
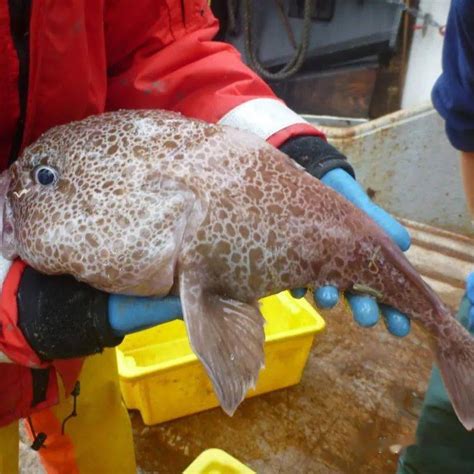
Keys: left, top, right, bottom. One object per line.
{"left": 132, "top": 221, "right": 474, "bottom": 474}
{"left": 132, "top": 304, "right": 432, "bottom": 474}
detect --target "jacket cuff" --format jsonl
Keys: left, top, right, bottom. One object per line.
{"left": 279, "top": 135, "right": 355, "bottom": 180}
{"left": 17, "top": 268, "right": 123, "bottom": 361}
{"left": 266, "top": 123, "right": 325, "bottom": 148}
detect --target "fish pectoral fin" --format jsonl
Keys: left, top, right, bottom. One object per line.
{"left": 125, "top": 183, "right": 207, "bottom": 297}
{"left": 180, "top": 274, "right": 265, "bottom": 416}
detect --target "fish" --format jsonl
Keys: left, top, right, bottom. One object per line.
{"left": 0, "top": 109, "right": 473, "bottom": 429}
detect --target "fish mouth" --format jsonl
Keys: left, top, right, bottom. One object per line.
{"left": 0, "top": 170, "right": 17, "bottom": 260}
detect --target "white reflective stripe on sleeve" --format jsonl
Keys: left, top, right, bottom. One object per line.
{"left": 0, "top": 256, "right": 13, "bottom": 291}
{"left": 218, "top": 98, "right": 309, "bottom": 141}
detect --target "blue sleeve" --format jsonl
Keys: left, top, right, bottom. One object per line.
{"left": 431, "top": 0, "right": 474, "bottom": 152}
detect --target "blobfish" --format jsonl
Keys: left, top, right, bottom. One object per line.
{"left": 0, "top": 109, "right": 473, "bottom": 429}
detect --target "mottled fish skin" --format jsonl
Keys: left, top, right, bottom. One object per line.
{"left": 1, "top": 109, "right": 474, "bottom": 428}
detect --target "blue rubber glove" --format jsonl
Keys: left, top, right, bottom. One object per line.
{"left": 108, "top": 294, "right": 183, "bottom": 337}
{"left": 466, "top": 272, "right": 474, "bottom": 332}
{"left": 292, "top": 168, "right": 412, "bottom": 338}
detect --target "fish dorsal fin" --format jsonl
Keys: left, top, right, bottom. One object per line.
{"left": 180, "top": 271, "right": 265, "bottom": 415}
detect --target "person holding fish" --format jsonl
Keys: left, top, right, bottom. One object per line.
{"left": 0, "top": 1, "right": 415, "bottom": 473}
{"left": 397, "top": 1, "right": 474, "bottom": 472}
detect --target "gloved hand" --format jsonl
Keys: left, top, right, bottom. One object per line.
{"left": 108, "top": 294, "right": 183, "bottom": 337}
{"left": 466, "top": 272, "right": 474, "bottom": 332}
{"left": 17, "top": 267, "right": 184, "bottom": 359}
{"left": 291, "top": 168, "right": 412, "bottom": 337}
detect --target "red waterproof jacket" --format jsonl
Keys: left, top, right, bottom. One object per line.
{"left": 0, "top": 0, "right": 323, "bottom": 427}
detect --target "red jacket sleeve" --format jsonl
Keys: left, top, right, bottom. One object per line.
{"left": 0, "top": 260, "right": 44, "bottom": 368}
{"left": 104, "top": 0, "right": 324, "bottom": 147}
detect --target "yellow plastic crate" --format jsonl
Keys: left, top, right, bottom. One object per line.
{"left": 116, "top": 291, "right": 325, "bottom": 425}
{"left": 184, "top": 449, "right": 255, "bottom": 474}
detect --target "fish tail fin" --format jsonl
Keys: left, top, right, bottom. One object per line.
{"left": 436, "top": 317, "right": 474, "bottom": 431}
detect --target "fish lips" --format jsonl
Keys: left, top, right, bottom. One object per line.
{"left": 0, "top": 170, "right": 17, "bottom": 260}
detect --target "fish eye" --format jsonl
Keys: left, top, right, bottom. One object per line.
{"left": 32, "top": 165, "right": 59, "bottom": 186}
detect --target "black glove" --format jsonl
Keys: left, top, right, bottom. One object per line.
{"left": 279, "top": 135, "right": 355, "bottom": 179}
{"left": 17, "top": 268, "right": 122, "bottom": 360}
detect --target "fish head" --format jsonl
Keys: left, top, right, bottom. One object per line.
{"left": 0, "top": 112, "right": 193, "bottom": 294}
{"left": 0, "top": 141, "right": 66, "bottom": 262}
